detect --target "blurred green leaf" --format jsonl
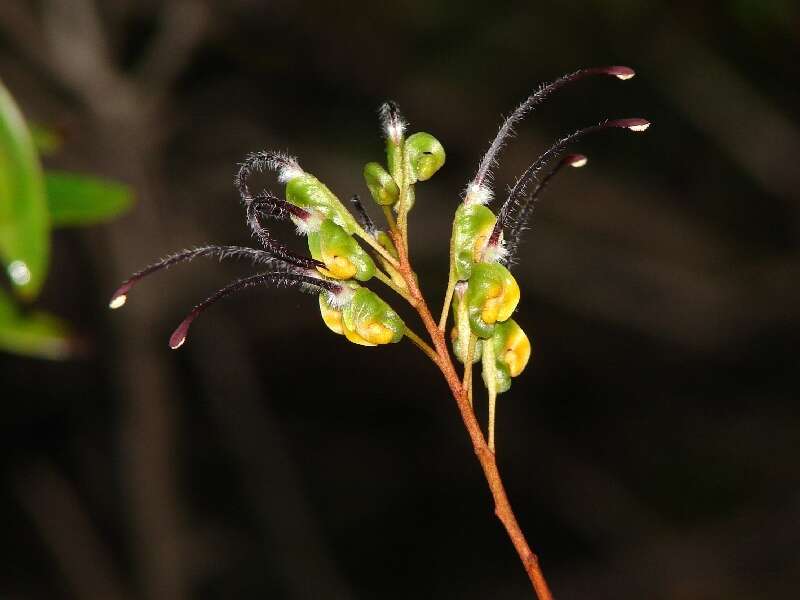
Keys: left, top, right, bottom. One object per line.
{"left": 30, "top": 123, "right": 63, "bottom": 156}
{"left": 0, "top": 80, "right": 50, "bottom": 300}
{"left": 45, "top": 171, "right": 133, "bottom": 227}
{"left": 0, "top": 287, "right": 72, "bottom": 359}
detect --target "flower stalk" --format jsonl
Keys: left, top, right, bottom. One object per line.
{"left": 387, "top": 159, "right": 556, "bottom": 600}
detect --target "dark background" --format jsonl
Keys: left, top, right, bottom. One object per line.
{"left": 1, "top": 1, "right": 799, "bottom": 598}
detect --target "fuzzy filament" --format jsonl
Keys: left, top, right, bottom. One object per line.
{"left": 169, "top": 271, "right": 343, "bottom": 349}
{"left": 109, "top": 245, "right": 290, "bottom": 309}
{"left": 468, "top": 66, "right": 636, "bottom": 198}
{"left": 501, "top": 154, "right": 588, "bottom": 264}
{"left": 488, "top": 118, "right": 650, "bottom": 252}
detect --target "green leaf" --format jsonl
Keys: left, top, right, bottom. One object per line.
{"left": 45, "top": 171, "right": 133, "bottom": 227}
{"left": 0, "top": 287, "right": 72, "bottom": 360}
{"left": 0, "top": 79, "right": 50, "bottom": 300}
{"left": 30, "top": 123, "right": 63, "bottom": 156}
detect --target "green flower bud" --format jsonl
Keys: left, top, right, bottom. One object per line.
{"left": 381, "top": 102, "right": 405, "bottom": 180}
{"left": 452, "top": 203, "right": 497, "bottom": 281}
{"left": 465, "top": 263, "right": 521, "bottom": 338}
{"left": 319, "top": 293, "right": 345, "bottom": 335}
{"left": 307, "top": 219, "right": 375, "bottom": 281}
{"left": 317, "top": 282, "right": 359, "bottom": 337}
{"left": 341, "top": 287, "right": 405, "bottom": 346}
{"left": 491, "top": 319, "right": 531, "bottom": 379}
{"left": 285, "top": 172, "right": 358, "bottom": 234}
{"left": 363, "top": 162, "right": 399, "bottom": 206}
{"left": 404, "top": 132, "right": 446, "bottom": 183}
{"left": 480, "top": 320, "right": 531, "bottom": 394}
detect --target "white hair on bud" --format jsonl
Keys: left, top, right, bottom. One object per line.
{"left": 379, "top": 102, "right": 406, "bottom": 143}
{"left": 492, "top": 244, "right": 510, "bottom": 265}
{"left": 277, "top": 165, "right": 304, "bottom": 183}
{"left": 464, "top": 183, "right": 493, "bottom": 206}
{"left": 292, "top": 211, "right": 323, "bottom": 236}
{"left": 386, "top": 121, "right": 406, "bottom": 143}
{"left": 484, "top": 239, "right": 509, "bottom": 264}
{"left": 292, "top": 220, "right": 315, "bottom": 237}
{"left": 322, "top": 284, "right": 355, "bottom": 309}
{"left": 628, "top": 122, "right": 650, "bottom": 132}
{"left": 266, "top": 152, "right": 303, "bottom": 183}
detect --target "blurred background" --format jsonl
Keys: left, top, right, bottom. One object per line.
{"left": 1, "top": 1, "right": 798, "bottom": 598}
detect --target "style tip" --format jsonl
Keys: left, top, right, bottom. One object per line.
{"left": 608, "top": 118, "right": 651, "bottom": 132}
{"left": 109, "top": 294, "right": 127, "bottom": 310}
{"left": 565, "top": 154, "right": 588, "bottom": 168}
{"left": 169, "top": 319, "right": 192, "bottom": 349}
{"left": 607, "top": 66, "right": 636, "bottom": 80}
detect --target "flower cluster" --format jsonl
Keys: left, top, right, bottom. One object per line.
{"left": 440, "top": 66, "right": 648, "bottom": 447}
{"left": 110, "top": 66, "right": 648, "bottom": 451}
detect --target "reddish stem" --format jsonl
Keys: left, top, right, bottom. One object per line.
{"left": 391, "top": 233, "right": 554, "bottom": 600}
